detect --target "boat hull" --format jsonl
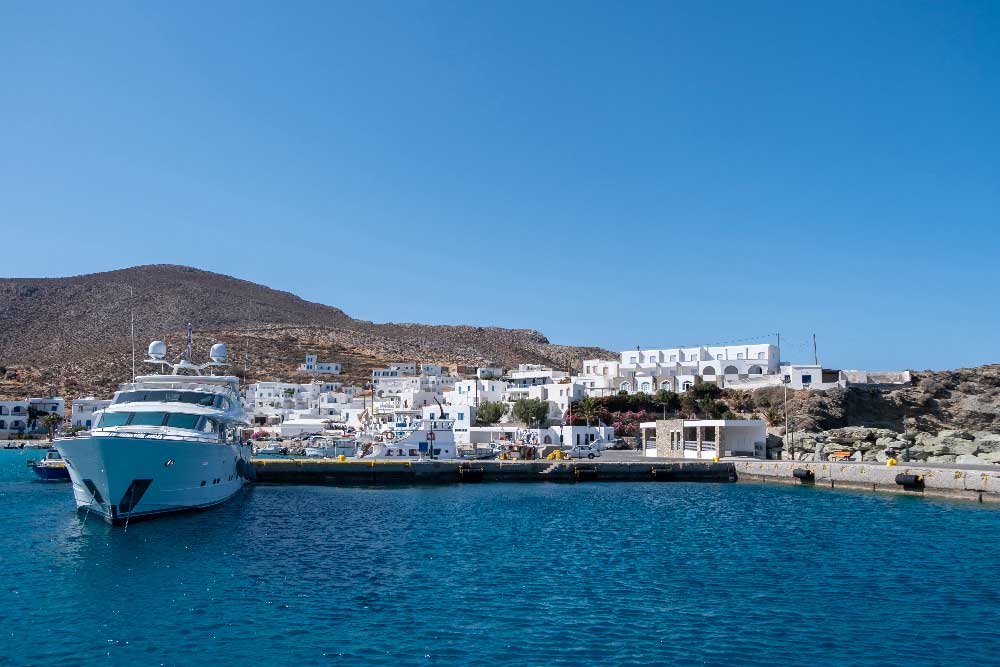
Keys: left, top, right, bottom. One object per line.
{"left": 31, "top": 464, "right": 70, "bottom": 481}
{"left": 56, "top": 436, "right": 252, "bottom": 525}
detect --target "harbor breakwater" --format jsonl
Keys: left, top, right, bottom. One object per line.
{"left": 253, "top": 457, "right": 1000, "bottom": 503}
{"left": 735, "top": 459, "right": 1000, "bottom": 503}
{"left": 253, "top": 458, "right": 738, "bottom": 484}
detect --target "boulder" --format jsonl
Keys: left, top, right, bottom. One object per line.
{"left": 826, "top": 427, "right": 880, "bottom": 444}
{"left": 976, "top": 452, "right": 1000, "bottom": 464}
{"left": 973, "top": 436, "right": 1000, "bottom": 453}
{"left": 927, "top": 454, "right": 957, "bottom": 464}
{"left": 955, "top": 454, "right": 986, "bottom": 465}
{"left": 938, "top": 429, "right": 975, "bottom": 441}
{"left": 940, "top": 437, "right": 978, "bottom": 456}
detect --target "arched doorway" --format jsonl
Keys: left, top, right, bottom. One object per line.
{"left": 702, "top": 366, "right": 717, "bottom": 376}
{"left": 749, "top": 365, "right": 763, "bottom": 374}
{"left": 640, "top": 382, "right": 651, "bottom": 392}
{"left": 543, "top": 435, "right": 552, "bottom": 444}
{"left": 724, "top": 365, "right": 739, "bottom": 375}
{"left": 620, "top": 382, "right": 631, "bottom": 392}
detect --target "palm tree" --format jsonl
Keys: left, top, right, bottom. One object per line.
{"left": 41, "top": 414, "right": 63, "bottom": 442}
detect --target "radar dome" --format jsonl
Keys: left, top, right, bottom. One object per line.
{"left": 148, "top": 340, "right": 167, "bottom": 360}
{"left": 209, "top": 343, "right": 228, "bottom": 363}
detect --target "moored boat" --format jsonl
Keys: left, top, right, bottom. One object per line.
{"left": 56, "top": 329, "right": 253, "bottom": 525}
{"left": 27, "top": 449, "right": 71, "bottom": 481}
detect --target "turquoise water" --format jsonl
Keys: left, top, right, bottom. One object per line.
{"left": 2, "top": 449, "right": 999, "bottom": 667}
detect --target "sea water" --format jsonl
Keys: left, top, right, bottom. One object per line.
{"left": 2, "top": 448, "right": 999, "bottom": 667}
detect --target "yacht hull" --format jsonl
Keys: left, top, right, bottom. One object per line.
{"left": 56, "top": 436, "right": 252, "bottom": 525}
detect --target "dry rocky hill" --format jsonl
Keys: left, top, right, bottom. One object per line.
{"left": 0, "top": 264, "right": 614, "bottom": 399}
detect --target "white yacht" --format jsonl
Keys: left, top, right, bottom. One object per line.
{"left": 56, "top": 331, "right": 253, "bottom": 525}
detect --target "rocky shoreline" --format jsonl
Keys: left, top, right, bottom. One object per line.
{"left": 780, "top": 426, "right": 1000, "bottom": 465}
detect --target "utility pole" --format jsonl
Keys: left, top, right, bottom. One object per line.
{"left": 813, "top": 333, "right": 818, "bottom": 366}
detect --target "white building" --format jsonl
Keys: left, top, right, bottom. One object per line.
{"left": 476, "top": 367, "right": 504, "bottom": 380}
{"left": 372, "top": 362, "right": 417, "bottom": 379}
{"left": 581, "top": 343, "right": 848, "bottom": 394}
{"left": 446, "top": 378, "right": 509, "bottom": 407}
{"left": 0, "top": 400, "right": 29, "bottom": 436}
{"left": 28, "top": 397, "right": 65, "bottom": 432}
{"left": 71, "top": 397, "right": 112, "bottom": 429}
{"left": 506, "top": 364, "right": 569, "bottom": 387}
{"left": 297, "top": 354, "right": 342, "bottom": 375}
{"left": 640, "top": 419, "right": 768, "bottom": 459}
{"left": 245, "top": 381, "right": 361, "bottom": 426}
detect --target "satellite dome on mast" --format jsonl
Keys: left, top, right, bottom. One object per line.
{"left": 148, "top": 341, "right": 167, "bottom": 360}
{"left": 209, "top": 343, "right": 228, "bottom": 364}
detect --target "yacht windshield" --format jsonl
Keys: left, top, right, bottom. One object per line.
{"left": 97, "top": 412, "right": 220, "bottom": 432}
{"left": 114, "top": 391, "right": 227, "bottom": 409}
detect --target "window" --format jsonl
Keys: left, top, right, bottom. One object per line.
{"left": 757, "top": 352, "right": 765, "bottom": 359}
{"left": 737, "top": 353, "right": 744, "bottom": 359}
{"left": 670, "top": 355, "right": 676, "bottom": 362}
{"left": 166, "top": 413, "right": 201, "bottom": 429}
{"left": 458, "top": 412, "right": 465, "bottom": 421}
{"left": 130, "top": 412, "right": 168, "bottom": 426}
{"left": 801, "top": 374, "right": 813, "bottom": 384}
{"left": 97, "top": 412, "right": 129, "bottom": 427}
{"left": 200, "top": 418, "right": 218, "bottom": 434}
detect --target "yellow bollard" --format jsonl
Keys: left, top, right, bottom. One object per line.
{"left": 886, "top": 458, "right": 897, "bottom": 467}
{"left": 337, "top": 454, "right": 346, "bottom": 462}
{"left": 712, "top": 456, "right": 720, "bottom": 463}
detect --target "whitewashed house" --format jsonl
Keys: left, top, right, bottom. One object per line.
{"left": 71, "top": 397, "right": 112, "bottom": 429}
{"left": 297, "top": 354, "right": 342, "bottom": 375}
{"left": 0, "top": 400, "right": 29, "bottom": 436}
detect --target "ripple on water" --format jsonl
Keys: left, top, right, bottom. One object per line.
{"left": 2, "top": 451, "right": 1000, "bottom": 666}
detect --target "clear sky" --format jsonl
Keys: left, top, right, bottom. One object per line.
{"left": 2, "top": 1, "right": 998, "bottom": 371}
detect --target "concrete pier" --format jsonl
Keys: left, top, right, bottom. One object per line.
{"left": 251, "top": 456, "right": 1000, "bottom": 503}
{"left": 252, "top": 458, "right": 738, "bottom": 485}
{"left": 733, "top": 459, "right": 1000, "bottom": 503}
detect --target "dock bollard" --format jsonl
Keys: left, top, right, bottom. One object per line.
{"left": 792, "top": 468, "right": 815, "bottom": 483}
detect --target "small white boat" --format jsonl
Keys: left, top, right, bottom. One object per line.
{"left": 357, "top": 417, "right": 457, "bottom": 460}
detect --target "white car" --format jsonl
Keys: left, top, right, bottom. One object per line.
{"left": 563, "top": 444, "right": 601, "bottom": 459}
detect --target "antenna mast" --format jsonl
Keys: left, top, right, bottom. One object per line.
{"left": 129, "top": 286, "right": 136, "bottom": 381}
{"left": 184, "top": 323, "right": 193, "bottom": 362}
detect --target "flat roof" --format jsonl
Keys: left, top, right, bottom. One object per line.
{"left": 640, "top": 419, "right": 766, "bottom": 428}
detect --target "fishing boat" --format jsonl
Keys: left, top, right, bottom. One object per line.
{"left": 27, "top": 449, "right": 70, "bottom": 481}
{"left": 356, "top": 414, "right": 458, "bottom": 459}
{"left": 56, "top": 328, "right": 253, "bottom": 525}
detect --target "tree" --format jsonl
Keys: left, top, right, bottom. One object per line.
{"left": 41, "top": 413, "right": 63, "bottom": 442}
{"left": 512, "top": 398, "right": 549, "bottom": 428}
{"left": 476, "top": 400, "right": 508, "bottom": 425}
{"left": 575, "top": 396, "right": 601, "bottom": 426}
{"left": 653, "top": 389, "right": 681, "bottom": 414}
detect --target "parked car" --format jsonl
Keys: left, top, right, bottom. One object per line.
{"left": 563, "top": 444, "right": 601, "bottom": 459}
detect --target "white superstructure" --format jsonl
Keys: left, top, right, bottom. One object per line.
{"left": 57, "top": 331, "right": 253, "bottom": 525}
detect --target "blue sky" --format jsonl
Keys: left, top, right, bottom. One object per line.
{"left": 2, "top": 1, "right": 998, "bottom": 371}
